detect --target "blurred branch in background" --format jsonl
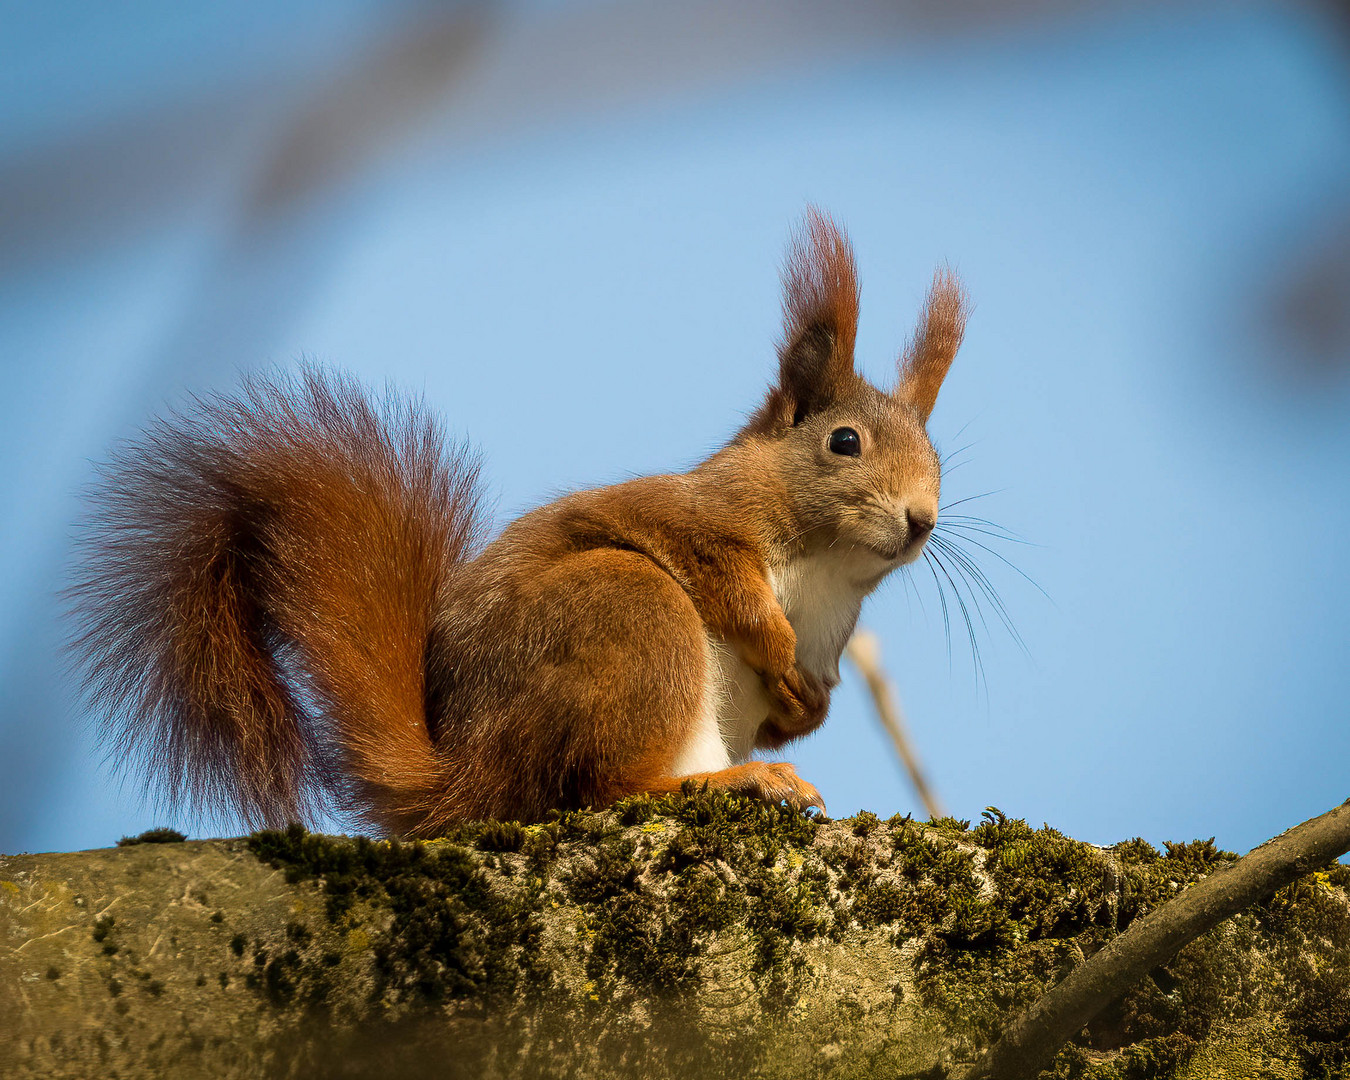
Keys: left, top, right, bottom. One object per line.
{"left": 1271, "top": 210, "right": 1350, "bottom": 375}
{"left": 3, "top": 0, "right": 1166, "bottom": 274}
{"left": 1257, "top": 0, "right": 1350, "bottom": 375}
{"left": 845, "top": 629, "right": 945, "bottom": 820}
{"left": 9, "top": 0, "right": 1348, "bottom": 380}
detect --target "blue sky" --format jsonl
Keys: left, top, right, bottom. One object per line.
{"left": 2, "top": 1, "right": 1347, "bottom": 854}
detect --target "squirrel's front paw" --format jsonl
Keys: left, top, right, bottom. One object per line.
{"left": 732, "top": 609, "right": 798, "bottom": 680}
{"left": 760, "top": 665, "right": 829, "bottom": 746}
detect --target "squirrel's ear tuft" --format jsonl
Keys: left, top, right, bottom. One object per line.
{"left": 896, "top": 268, "right": 968, "bottom": 423}
{"left": 776, "top": 207, "right": 860, "bottom": 422}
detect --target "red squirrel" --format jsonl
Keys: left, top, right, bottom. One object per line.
{"left": 71, "top": 209, "right": 967, "bottom": 837}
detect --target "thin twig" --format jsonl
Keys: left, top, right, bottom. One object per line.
{"left": 960, "top": 798, "right": 1350, "bottom": 1080}
{"left": 843, "top": 630, "right": 944, "bottom": 820}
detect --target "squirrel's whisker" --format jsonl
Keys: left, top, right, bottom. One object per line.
{"left": 937, "top": 514, "right": 1028, "bottom": 541}
{"left": 938, "top": 490, "right": 1005, "bottom": 514}
{"left": 934, "top": 524, "right": 1049, "bottom": 602}
{"left": 925, "top": 543, "right": 986, "bottom": 691}
{"left": 928, "top": 533, "right": 1027, "bottom": 656}
{"left": 920, "top": 548, "right": 956, "bottom": 668}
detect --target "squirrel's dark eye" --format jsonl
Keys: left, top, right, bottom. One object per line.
{"left": 828, "top": 427, "right": 861, "bottom": 457}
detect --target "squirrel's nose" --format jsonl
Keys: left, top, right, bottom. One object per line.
{"left": 906, "top": 509, "right": 935, "bottom": 543}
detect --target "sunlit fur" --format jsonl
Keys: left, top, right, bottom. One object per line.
{"left": 899, "top": 267, "right": 967, "bottom": 422}
{"left": 70, "top": 209, "right": 969, "bottom": 836}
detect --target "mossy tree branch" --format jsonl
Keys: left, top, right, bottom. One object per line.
{"left": 4, "top": 792, "right": 1350, "bottom": 1079}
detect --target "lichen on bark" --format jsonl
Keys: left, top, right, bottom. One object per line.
{"left": 3, "top": 791, "right": 1348, "bottom": 1078}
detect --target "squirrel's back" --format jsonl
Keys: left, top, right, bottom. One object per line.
{"left": 70, "top": 368, "right": 486, "bottom": 833}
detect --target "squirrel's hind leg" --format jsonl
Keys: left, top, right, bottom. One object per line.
{"left": 466, "top": 546, "right": 825, "bottom": 818}
{"left": 482, "top": 546, "right": 712, "bottom": 818}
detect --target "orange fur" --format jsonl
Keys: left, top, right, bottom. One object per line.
{"left": 749, "top": 206, "right": 864, "bottom": 434}
{"left": 71, "top": 371, "right": 484, "bottom": 830}
{"left": 898, "top": 268, "right": 969, "bottom": 422}
{"left": 71, "top": 211, "right": 967, "bottom": 835}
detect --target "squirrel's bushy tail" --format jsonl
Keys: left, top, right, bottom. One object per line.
{"left": 70, "top": 367, "right": 486, "bottom": 833}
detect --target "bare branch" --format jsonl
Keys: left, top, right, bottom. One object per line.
{"left": 844, "top": 630, "right": 944, "bottom": 820}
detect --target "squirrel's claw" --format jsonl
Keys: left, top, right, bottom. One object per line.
{"left": 792, "top": 782, "right": 828, "bottom": 815}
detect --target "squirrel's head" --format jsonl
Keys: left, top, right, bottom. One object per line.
{"left": 739, "top": 209, "right": 968, "bottom": 572}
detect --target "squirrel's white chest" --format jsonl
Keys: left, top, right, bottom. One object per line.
{"left": 771, "top": 550, "right": 875, "bottom": 688}
{"left": 671, "top": 550, "right": 879, "bottom": 776}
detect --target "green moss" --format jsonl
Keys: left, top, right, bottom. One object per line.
{"left": 849, "top": 878, "right": 909, "bottom": 928}
{"left": 116, "top": 827, "right": 187, "bottom": 846}
{"left": 557, "top": 786, "right": 822, "bottom": 1011}
{"left": 851, "top": 810, "right": 882, "bottom": 837}
{"left": 522, "top": 822, "right": 561, "bottom": 873}
{"left": 1111, "top": 837, "right": 1161, "bottom": 864}
{"left": 615, "top": 794, "right": 660, "bottom": 827}
{"left": 1258, "top": 875, "right": 1350, "bottom": 1075}
{"left": 1047, "top": 1034, "right": 1196, "bottom": 1080}
{"left": 476, "top": 820, "right": 526, "bottom": 853}
{"left": 658, "top": 781, "right": 818, "bottom": 864}
{"left": 247, "top": 822, "right": 548, "bottom": 1013}
{"left": 672, "top": 865, "right": 745, "bottom": 935}
{"left": 926, "top": 814, "right": 974, "bottom": 838}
